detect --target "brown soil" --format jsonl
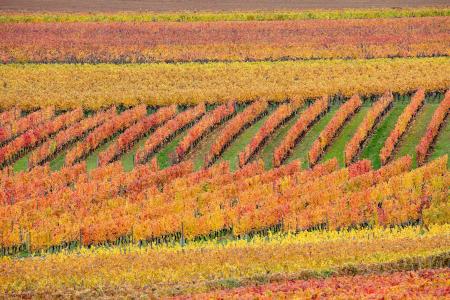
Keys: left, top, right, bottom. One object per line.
{"left": 0, "top": 0, "right": 448, "bottom": 12}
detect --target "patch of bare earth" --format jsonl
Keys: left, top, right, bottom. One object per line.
{"left": 0, "top": 0, "right": 448, "bottom": 12}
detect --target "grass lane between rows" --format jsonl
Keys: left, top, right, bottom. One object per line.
{"left": 219, "top": 112, "right": 272, "bottom": 171}
{"left": 360, "top": 97, "right": 409, "bottom": 169}
{"left": 394, "top": 101, "right": 440, "bottom": 167}
{"left": 8, "top": 94, "right": 448, "bottom": 173}
{"left": 321, "top": 105, "right": 371, "bottom": 167}
{"left": 257, "top": 110, "right": 303, "bottom": 169}
{"left": 429, "top": 116, "right": 450, "bottom": 168}
{"left": 287, "top": 105, "right": 340, "bottom": 169}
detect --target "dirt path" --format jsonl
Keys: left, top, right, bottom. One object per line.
{"left": 1, "top": 0, "right": 448, "bottom": 12}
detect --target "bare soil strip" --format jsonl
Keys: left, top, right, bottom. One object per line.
{"left": 1, "top": 0, "right": 448, "bottom": 12}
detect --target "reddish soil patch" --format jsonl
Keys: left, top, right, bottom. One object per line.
{"left": 0, "top": 0, "right": 448, "bottom": 12}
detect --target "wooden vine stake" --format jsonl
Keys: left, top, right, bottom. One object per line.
{"left": 180, "top": 222, "right": 185, "bottom": 248}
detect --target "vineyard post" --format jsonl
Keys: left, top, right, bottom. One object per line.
{"left": 27, "top": 231, "right": 31, "bottom": 254}
{"left": 180, "top": 222, "right": 185, "bottom": 248}
{"left": 19, "top": 225, "right": 23, "bottom": 245}
{"left": 79, "top": 229, "right": 82, "bottom": 249}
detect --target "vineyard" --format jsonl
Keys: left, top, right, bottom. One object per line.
{"left": 0, "top": 4, "right": 449, "bottom": 299}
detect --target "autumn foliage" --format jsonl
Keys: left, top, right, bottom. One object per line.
{"left": 1, "top": 17, "right": 448, "bottom": 63}
{"left": 0, "top": 108, "right": 82, "bottom": 167}
{"left": 416, "top": 90, "right": 450, "bottom": 166}
{"left": 65, "top": 105, "right": 146, "bottom": 166}
{"left": 239, "top": 99, "right": 304, "bottom": 167}
{"left": 99, "top": 105, "right": 177, "bottom": 166}
{"left": 0, "top": 107, "right": 20, "bottom": 127}
{"left": 192, "top": 269, "right": 450, "bottom": 300}
{"left": 206, "top": 100, "right": 268, "bottom": 166}
{"left": 0, "top": 153, "right": 446, "bottom": 251}
{"left": 273, "top": 96, "right": 329, "bottom": 167}
{"left": 308, "top": 95, "right": 362, "bottom": 166}
{"left": 2, "top": 58, "right": 447, "bottom": 110}
{"left": 135, "top": 104, "right": 206, "bottom": 164}
{"left": 380, "top": 88, "right": 425, "bottom": 165}
{"left": 344, "top": 91, "right": 393, "bottom": 165}
{"left": 175, "top": 102, "right": 235, "bottom": 162}
{"left": 0, "top": 162, "right": 87, "bottom": 205}
{"left": 0, "top": 107, "right": 54, "bottom": 145}
{"left": 0, "top": 9, "right": 449, "bottom": 298}
{"left": 28, "top": 107, "right": 116, "bottom": 168}
{"left": 1, "top": 225, "right": 448, "bottom": 297}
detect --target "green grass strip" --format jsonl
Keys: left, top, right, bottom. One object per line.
{"left": 13, "top": 153, "right": 29, "bottom": 173}
{"left": 49, "top": 152, "right": 66, "bottom": 171}
{"left": 256, "top": 112, "right": 303, "bottom": 169}
{"left": 84, "top": 139, "right": 116, "bottom": 171}
{"left": 360, "top": 97, "right": 409, "bottom": 169}
{"left": 394, "top": 101, "right": 440, "bottom": 167}
{"left": 120, "top": 138, "right": 146, "bottom": 172}
{"left": 321, "top": 105, "right": 371, "bottom": 167}
{"left": 219, "top": 114, "right": 271, "bottom": 171}
{"left": 155, "top": 131, "right": 188, "bottom": 170}
{"left": 429, "top": 117, "right": 450, "bottom": 168}
{"left": 1, "top": 7, "right": 448, "bottom": 23}
{"left": 287, "top": 105, "right": 340, "bottom": 169}
{"left": 187, "top": 105, "right": 246, "bottom": 170}
{"left": 188, "top": 123, "right": 227, "bottom": 171}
